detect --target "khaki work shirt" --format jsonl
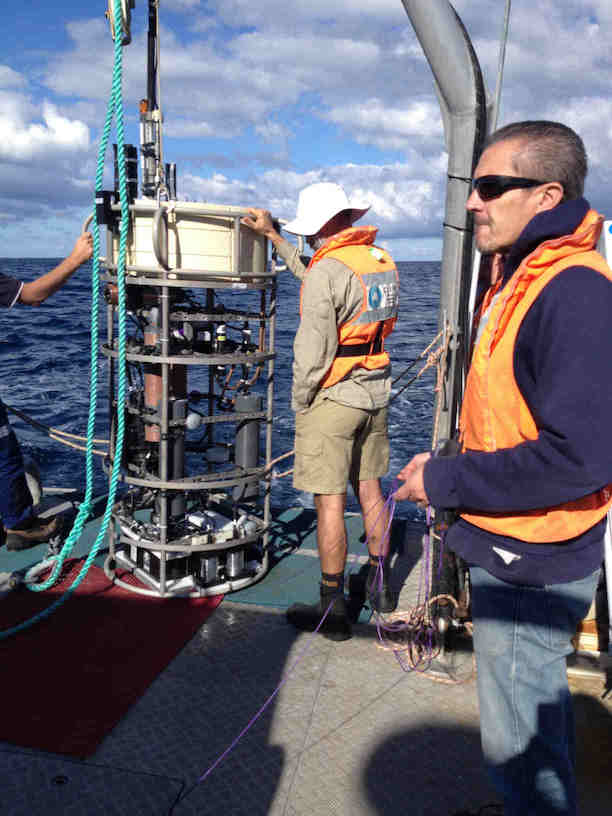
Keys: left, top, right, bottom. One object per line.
{"left": 275, "top": 237, "right": 393, "bottom": 413}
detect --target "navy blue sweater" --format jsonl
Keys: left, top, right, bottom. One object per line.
{"left": 424, "top": 198, "right": 612, "bottom": 585}
{"left": 0, "top": 271, "right": 21, "bottom": 308}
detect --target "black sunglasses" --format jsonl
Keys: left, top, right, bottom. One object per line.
{"left": 471, "top": 175, "right": 547, "bottom": 201}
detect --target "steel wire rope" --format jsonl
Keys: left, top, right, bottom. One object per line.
{"left": 389, "top": 332, "right": 449, "bottom": 405}
{"left": 0, "top": 0, "right": 130, "bottom": 636}
{"left": 491, "top": 0, "right": 511, "bottom": 133}
{"left": 154, "top": 0, "right": 167, "bottom": 197}
{"left": 466, "top": 2, "right": 512, "bottom": 350}
{"left": 5, "top": 403, "right": 109, "bottom": 446}
{"left": 390, "top": 328, "right": 444, "bottom": 387}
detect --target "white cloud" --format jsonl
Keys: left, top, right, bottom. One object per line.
{"left": 453, "top": 0, "right": 612, "bottom": 106}
{"left": 539, "top": 96, "right": 612, "bottom": 211}
{"left": 0, "top": 65, "right": 26, "bottom": 89}
{"left": 179, "top": 158, "right": 445, "bottom": 242}
{"left": 164, "top": 0, "right": 202, "bottom": 9}
{"left": 189, "top": 15, "right": 217, "bottom": 34}
{"left": 208, "top": 0, "right": 406, "bottom": 27}
{"left": 0, "top": 97, "right": 90, "bottom": 162}
{"left": 43, "top": 15, "right": 419, "bottom": 146}
{"left": 164, "top": 119, "right": 215, "bottom": 139}
{"left": 45, "top": 23, "right": 306, "bottom": 136}
{"left": 255, "top": 121, "right": 291, "bottom": 146}
{"left": 590, "top": 0, "right": 612, "bottom": 24}
{"left": 0, "top": 76, "right": 95, "bottom": 246}
{"left": 325, "top": 99, "right": 442, "bottom": 152}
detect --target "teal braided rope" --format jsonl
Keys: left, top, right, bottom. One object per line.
{"left": 0, "top": 0, "right": 129, "bottom": 637}
{"left": 26, "top": 67, "right": 116, "bottom": 592}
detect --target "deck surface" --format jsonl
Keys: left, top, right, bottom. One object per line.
{"left": 1, "top": 506, "right": 611, "bottom": 816}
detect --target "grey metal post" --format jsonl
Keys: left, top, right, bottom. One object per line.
{"left": 233, "top": 216, "right": 241, "bottom": 276}
{"left": 264, "top": 277, "right": 275, "bottom": 554}
{"left": 401, "top": 0, "right": 488, "bottom": 443}
{"left": 159, "top": 285, "right": 170, "bottom": 593}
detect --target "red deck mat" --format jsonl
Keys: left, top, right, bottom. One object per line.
{"left": 0, "top": 559, "right": 222, "bottom": 757}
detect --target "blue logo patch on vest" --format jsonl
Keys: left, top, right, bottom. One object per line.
{"left": 368, "top": 284, "right": 382, "bottom": 309}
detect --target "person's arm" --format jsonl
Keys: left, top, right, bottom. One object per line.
{"left": 424, "top": 265, "right": 612, "bottom": 512}
{"left": 241, "top": 207, "right": 283, "bottom": 248}
{"left": 19, "top": 232, "right": 93, "bottom": 306}
{"left": 241, "top": 208, "right": 307, "bottom": 279}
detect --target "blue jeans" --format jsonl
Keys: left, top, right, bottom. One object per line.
{"left": 470, "top": 565, "right": 599, "bottom": 816}
{"left": 0, "top": 397, "right": 33, "bottom": 529}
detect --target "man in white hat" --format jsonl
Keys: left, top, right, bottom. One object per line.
{"left": 242, "top": 182, "right": 399, "bottom": 640}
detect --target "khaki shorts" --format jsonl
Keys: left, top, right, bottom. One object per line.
{"left": 293, "top": 399, "right": 389, "bottom": 494}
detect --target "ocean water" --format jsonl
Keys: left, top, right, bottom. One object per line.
{"left": 0, "top": 259, "right": 439, "bottom": 522}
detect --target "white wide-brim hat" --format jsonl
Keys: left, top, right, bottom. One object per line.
{"left": 283, "top": 182, "right": 370, "bottom": 236}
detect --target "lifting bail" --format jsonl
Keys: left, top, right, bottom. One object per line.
{"left": 152, "top": 204, "right": 170, "bottom": 270}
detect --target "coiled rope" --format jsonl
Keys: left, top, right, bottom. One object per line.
{"left": 0, "top": 0, "right": 129, "bottom": 638}
{"left": 373, "top": 506, "right": 474, "bottom": 685}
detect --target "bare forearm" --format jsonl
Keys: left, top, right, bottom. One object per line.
{"left": 20, "top": 258, "right": 79, "bottom": 305}
{"left": 19, "top": 232, "right": 93, "bottom": 305}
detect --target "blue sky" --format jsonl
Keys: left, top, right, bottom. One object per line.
{"left": 1, "top": 0, "right": 612, "bottom": 259}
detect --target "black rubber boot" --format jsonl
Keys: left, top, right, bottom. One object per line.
{"left": 286, "top": 576, "right": 351, "bottom": 641}
{"left": 365, "top": 556, "right": 397, "bottom": 613}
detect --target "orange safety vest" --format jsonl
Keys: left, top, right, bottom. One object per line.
{"left": 300, "top": 226, "right": 399, "bottom": 389}
{"left": 460, "top": 209, "right": 612, "bottom": 542}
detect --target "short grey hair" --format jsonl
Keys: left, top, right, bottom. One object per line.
{"left": 485, "top": 121, "right": 587, "bottom": 201}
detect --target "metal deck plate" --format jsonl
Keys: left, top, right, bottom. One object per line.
{"left": 0, "top": 750, "right": 183, "bottom": 816}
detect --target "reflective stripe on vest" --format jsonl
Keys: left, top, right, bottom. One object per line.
{"left": 300, "top": 227, "right": 398, "bottom": 389}
{"left": 460, "top": 209, "right": 612, "bottom": 542}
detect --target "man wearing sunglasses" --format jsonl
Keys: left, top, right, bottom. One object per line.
{"left": 394, "top": 121, "right": 612, "bottom": 816}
